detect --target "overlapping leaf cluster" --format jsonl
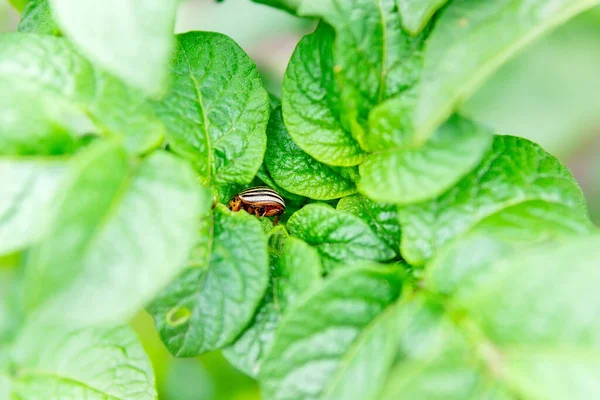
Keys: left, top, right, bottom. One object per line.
{"left": 1, "top": 1, "right": 211, "bottom": 397}
{"left": 249, "top": 3, "right": 600, "bottom": 399}
{"left": 1, "top": 0, "right": 600, "bottom": 399}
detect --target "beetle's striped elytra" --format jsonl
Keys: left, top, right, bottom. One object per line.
{"left": 228, "top": 186, "right": 286, "bottom": 225}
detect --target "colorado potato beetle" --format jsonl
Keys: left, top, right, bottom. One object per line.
{"left": 228, "top": 186, "right": 286, "bottom": 225}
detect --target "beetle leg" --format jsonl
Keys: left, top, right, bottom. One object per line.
{"left": 273, "top": 214, "right": 280, "bottom": 225}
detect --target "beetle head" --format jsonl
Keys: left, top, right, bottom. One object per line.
{"left": 228, "top": 195, "right": 243, "bottom": 212}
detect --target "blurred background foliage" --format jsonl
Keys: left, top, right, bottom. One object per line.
{"left": 1, "top": 0, "right": 599, "bottom": 398}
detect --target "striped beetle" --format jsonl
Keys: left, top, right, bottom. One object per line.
{"left": 228, "top": 186, "right": 286, "bottom": 225}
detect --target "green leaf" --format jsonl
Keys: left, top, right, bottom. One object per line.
{"left": 427, "top": 200, "right": 595, "bottom": 295}
{"left": 0, "top": 158, "right": 66, "bottom": 256}
{"left": 398, "top": 135, "right": 589, "bottom": 265}
{"left": 358, "top": 114, "right": 493, "bottom": 204}
{"left": 10, "top": 324, "right": 156, "bottom": 399}
{"left": 299, "top": 0, "right": 429, "bottom": 146}
{"left": 393, "top": 295, "right": 467, "bottom": 362}
{"left": 265, "top": 108, "right": 358, "bottom": 200}
{"left": 438, "top": 235, "right": 600, "bottom": 348}
{"left": 0, "top": 374, "right": 9, "bottom": 399}
{"left": 223, "top": 297, "right": 279, "bottom": 378}
{"left": 0, "top": 268, "right": 19, "bottom": 344}
{"left": 336, "top": 194, "right": 401, "bottom": 258}
{"left": 8, "top": 0, "right": 27, "bottom": 11}
{"left": 0, "top": 87, "right": 85, "bottom": 156}
{"left": 397, "top": 0, "right": 449, "bottom": 34}
{"left": 0, "top": 34, "right": 164, "bottom": 154}
{"left": 380, "top": 353, "right": 512, "bottom": 400}
{"left": 379, "top": 296, "right": 504, "bottom": 400}
{"left": 253, "top": 0, "right": 301, "bottom": 13}
{"left": 415, "top": 0, "right": 600, "bottom": 141}
{"left": 17, "top": 0, "right": 60, "bottom": 35}
{"left": 49, "top": 0, "right": 177, "bottom": 96}
{"left": 22, "top": 141, "right": 207, "bottom": 328}
{"left": 286, "top": 203, "right": 395, "bottom": 272}
{"left": 382, "top": 235, "right": 600, "bottom": 399}
{"left": 222, "top": 228, "right": 291, "bottom": 377}
{"left": 223, "top": 236, "right": 322, "bottom": 377}
{"left": 424, "top": 235, "right": 600, "bottom": 399}
{"left": 256, "top": 164, "right": 305, "bottom": 202}
{"left": 259, "top": 263, "right": 403, "bottom": 400}
{"left": 380, "top": 234, "right": 600, "bottom": 399}
{"left": 154, "top": 32, "right": 269, "bottom": 185}
{"left": 321, "top": 304, "right": 402, "bottom": 400}
{"left": 275, "top": 236, "right": 323, "bottom": 310}
{"left": 283, "top": 23, "right": 365, "bottom": 166}
{"left": 362, "top": 94, "right": 417, "bottom": 152}
{"left": 147, "top": 205, "right": 269, "bottom": 356}
{"left": 373, "top": 295, "right": 470, "bottom": 399}
{"left": 502, "top": 349, "right": 600, "bottom": 400}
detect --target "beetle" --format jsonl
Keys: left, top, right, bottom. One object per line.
{"left": 228, "top": 186, "right": 286, "bottom": 225}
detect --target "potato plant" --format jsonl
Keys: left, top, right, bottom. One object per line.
{"left": 1, "top": 0, "right": 600, "bottom": 399}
